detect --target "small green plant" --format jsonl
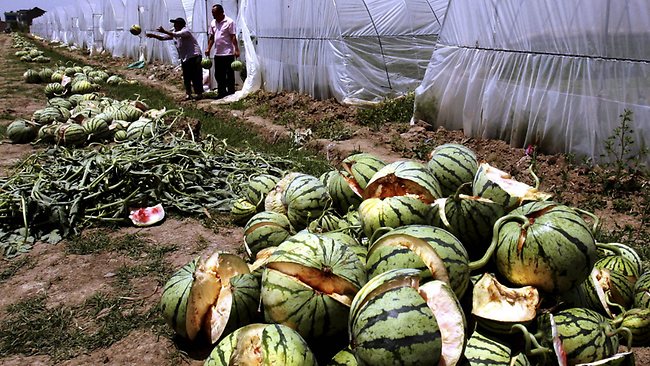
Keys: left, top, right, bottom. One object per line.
{"left": 612, "top": 198, "right": 633, "bottom": 213}
{"left": 601, "top": 109, "right": 648, "bottom": 182}
{"left": 356, "top": 93, "right": 415, "bottom": 131}
{"left": 66, "top": 231, "right": 148, "bottom": 257}
{"left": 0, "top": 125, "right": 6, "bottom": 139}
{"left": 307, "top": 117, "right": 353, "bottom": 141}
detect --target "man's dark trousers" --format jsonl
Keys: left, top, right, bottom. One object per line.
{"left": 182, "top": 56, "right": 203, "bottom": 96}
{"left": 214, "top": 55, "right": 236, "bottom": 98}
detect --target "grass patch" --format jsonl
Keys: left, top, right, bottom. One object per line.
{"left": 0, "top": 256, "right": 33, "bottom": 282}
{"left": 0, "top": 292, "right": 166, "bottom": 361}
{"left": 114, "top": 244, "right": 176, "bottom": 292}
{"left": 66, "top": 230, "right": 149, "bottom": 258}
{"left": 357, "top": 92, "right": 415, "bottom": 131}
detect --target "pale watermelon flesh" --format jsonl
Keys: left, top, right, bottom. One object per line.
{"left": 129, "top": 204, "right": 165, "bottom": 226}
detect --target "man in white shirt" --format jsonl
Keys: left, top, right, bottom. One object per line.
{"left": 205, "top": 4, "right": 240, "bottom": 99}
{"left": 147, "top": 18, "right": 204, "bottom": 101}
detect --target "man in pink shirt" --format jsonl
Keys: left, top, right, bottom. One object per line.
{"left": 205, "top": 4, "right": 240, "bottom": 99}
{"left": 147, "top": 18, "right": 204, "bottom": 101}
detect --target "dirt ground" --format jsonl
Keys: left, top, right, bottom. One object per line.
{"left": 1, "top": 33, "right": 649, "bottom": 365}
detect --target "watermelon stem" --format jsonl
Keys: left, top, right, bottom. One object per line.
{"left": 595, "top": 242, "right": 623, "bottom": 256}
{"left": 453, "top": 182, "right": 472, "bottom": 201}
{"left": 528, "top": 164, "right": 541, "bottom": 189}
{"left": 605, "top": 295, "right": 627, "bottom": 316}
{"left": 20, "top": 195, "right": 29, "bottom": 243}
{"left": 608, "top": 326, "right": 633, "bottom": 351}
{"left": 468, "top": 214, "right": 529, "bottom": 271}
{"left": 368, "top": 226, "right": 393, "bottom": 246}
{"left": 572, "top": 207, "right": 600, "bottom": 236}
{"left": 510, "top": 324, "right": 552, "bottom": 360}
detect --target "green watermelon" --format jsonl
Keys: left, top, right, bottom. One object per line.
{"left": 427, "top": 143, "right": 479, "bottom": 196}
{"left": 261, "top": 232, "right": 366, "bottom": 342}
{"left": 6, "top": 119, "right": 38, "bottom": 144}
{"left": 203, "top": 323, "right": 317, "bottom": 366}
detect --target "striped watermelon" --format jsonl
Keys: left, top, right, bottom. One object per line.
{"left": 358, "top": 196, "right": 432, "bottom": 240}
{"left": 207, "top": 272, "right": 261, "bottom": 342}
{"left": 594, "top": 255, "right": 640, "bottom": 282}
{"left": 55, "top": 123, "right": 87, "bottom": 146}
{"left": 243, "top": 211, "right": 293, "bottom": 259}
{"left": 70, "top": 80, "right": 97, "bottom": 94}
{"left": 365, "top": 224, "right": 470, "bottom": 298}
{"left": 231, "top": 197, "right": 257, "bottom": 224}
{"left": 82, "top": 117, "right": 112, "bottom": 142}
{"left": 349, "top": 268, "right": 442, "bottom": 366}
{"left": 38, "top": 68, "right": 54, "bottom": 82}
{"left": 597, "top": 242, "right": 643, "bottom": 276}
{"left": 6, "top": 119, "right": 38, "bottom": 144}
{"left": 185, "top": 252, "right": 253, "bottom": 343}
{"left": 616, "top": 308, "right": 650, "bottom": 346}
{"left": 37, "top": 123, "right": 60, "bottom": 143}
{"left": 562, "top": 267, "right": 621, "bottom": 318}
{"left": 341, "top": 153, "right": 386, "bottom": 191}
{"left": 50, "top": 71, "right": 64, "bottom": 83}
{"left": 160, "top": 257, "right": 198, "bottom": 339}
{"left": 429, "top": 191, "right": 505, "bottom": 261}
{"left": 328, "top": 347, "right": 358, "bottom": 365}
{"left": 307, "top": 210, "right": 347, "bottom": 234}
{"left": 23, "top": 69, "right": 40, "bottom": 83}
{"left": 282, "top": 174, "right": 331, "bottom": 230}
{"left": 634, "top": 271, "right": 650, "bottom": 308}
{"left": 67, "top": 94, "right": 85, "bottom": 106}
{"left": 44, "top": 82, "right": 65, "bottom": 98}
{"left": 37, "top": 106, "right": 70, "bottom": 124}
{"left": 427, "top": 143, "right": 478, "bottom": 196}
{"left": 241, "top": 174, "right": 280, "bottom": 209}
{"left": 319, "top": 170, "right": 338, "bottom": 187}
{"left": 364, "top": 160, "right": 442, "bottom": 202}
{"left": 201, "top": 57, "right": 213, "bottom": 69}
{"left": 264, "top": 172, "right": 303, "bottom": 215}
{"left": 327, "top": 172, "right": 363, "bottom": 215}
{"left": 113, "top": 130, "right": 128, "bottom": 142}
{"left": 47, "top": 97, "right": 73, "bottom": 110}
{"left": 472, "top": 162, "right": 552, "bottom": 211}
{"left": 464, "top": 330, "right": 532, "bottom": 366}
{"left": 486, "top": 201, "right": 598, "bottom": 294}
{"left": 126, "top": 119, "right": 154, "bottom": 141}
{"left": 471, "top": 273, "right": 540, "bottom": 334}
{"left": 322, "top": 231, "right": 367, "bottom": 265}
{"left": 261, "top": 232, "right": 366, "bottom": 341}
{"left": 203, "top": 323, "right": 317, "bottom": 366}
{"left": 538, "top": 308, "right": 624, "bottom": 365}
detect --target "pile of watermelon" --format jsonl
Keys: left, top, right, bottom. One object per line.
{"left": 12, "top": 34, "right": 51, "bottom": 63}
{"left": 6, "top": 54, "right": 163, "bottom": 147}
{"left": 7, "top": 92, "right": 172, "bottom": 147}
{"left": 160, "top": 144, "right": 647, "bottom": 365}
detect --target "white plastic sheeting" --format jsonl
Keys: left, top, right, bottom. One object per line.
{"left": 31, "top": 0, "right": 447, "bottom": 103}
{"left": 239, "top": 0, "right": 446, "bottom": 104}
{"left": 414, "top": 0, "right": 650, "bottom": 165}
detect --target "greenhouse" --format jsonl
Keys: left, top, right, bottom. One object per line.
{"left": 31, "top": 0, "right": 448, "bottom": 103}
{"left": 414, "top": 0, "right": 650, "bottom": 164}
